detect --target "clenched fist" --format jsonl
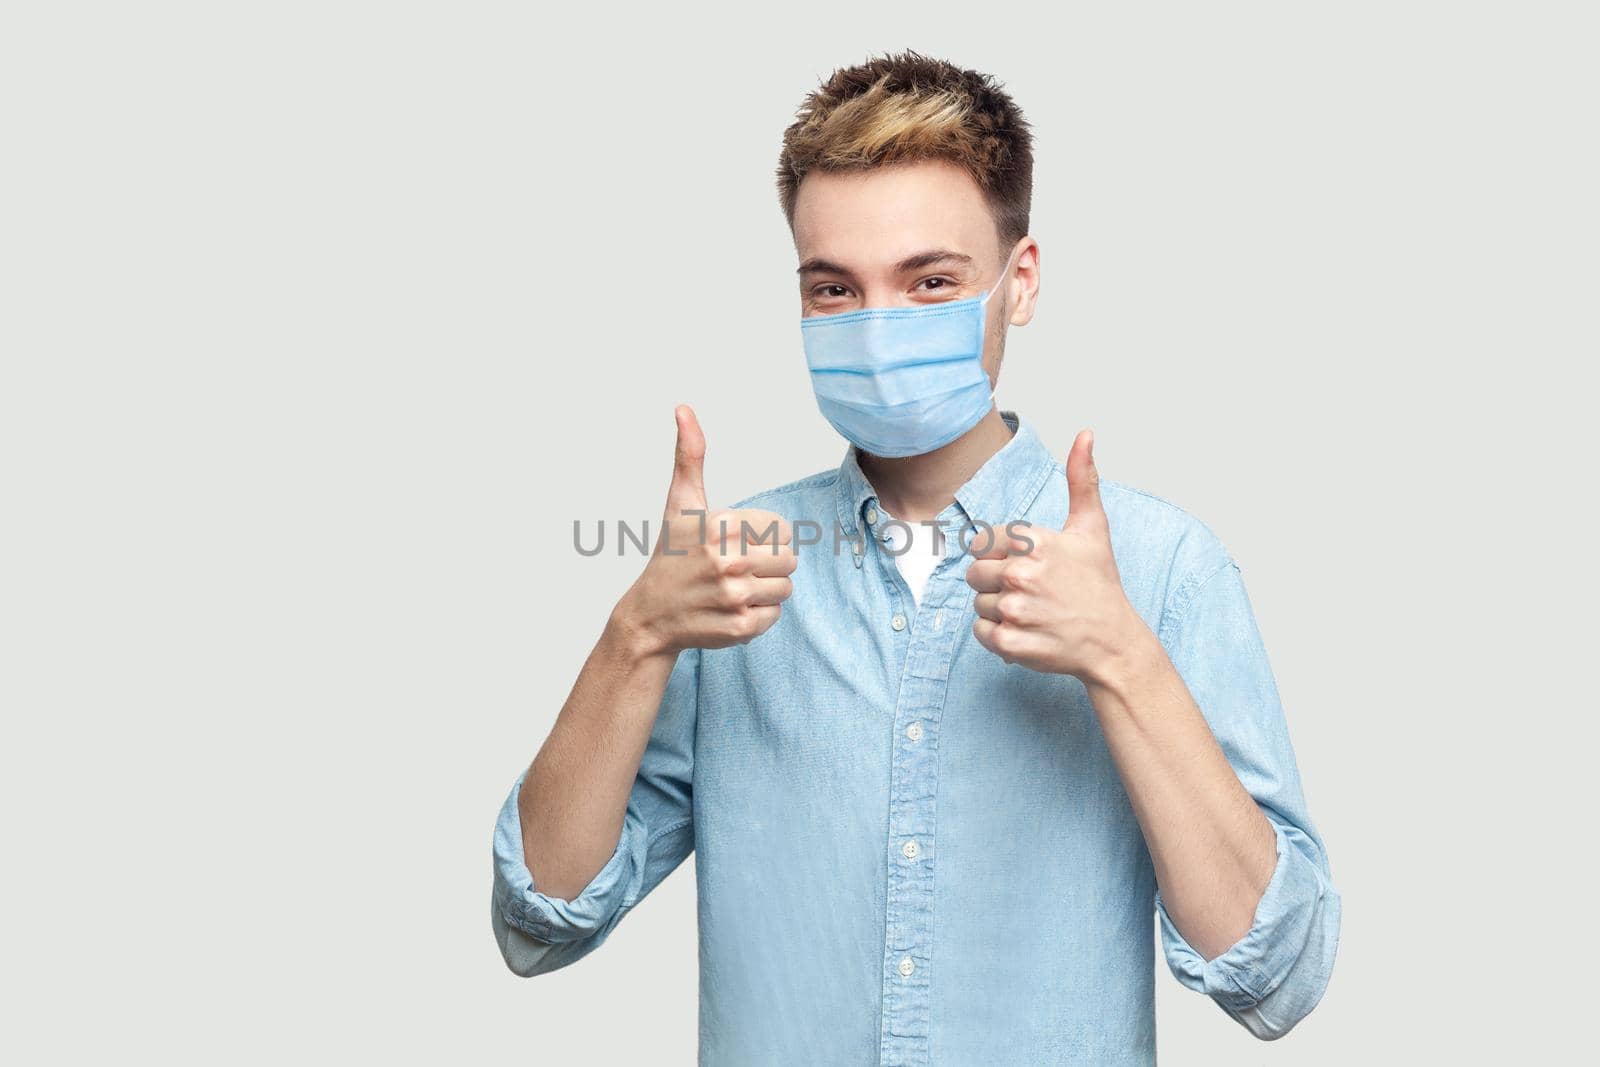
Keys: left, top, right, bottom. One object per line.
{"left": 966, "top": 429, "right": 1149, "bottom": 686}
{"left": 616, "top": 405, "right": 797, "bottom": 657}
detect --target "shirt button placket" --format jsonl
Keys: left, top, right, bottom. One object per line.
{"left": 880, "top": 579, "right": 959, "bottom": 1065}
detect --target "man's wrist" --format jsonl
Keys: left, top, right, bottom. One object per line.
{"left": 605, "top": 588, "right": 677, "bottom": 665}
{"left": 1080, "top": 610, "right": 1168, "bottom": 703}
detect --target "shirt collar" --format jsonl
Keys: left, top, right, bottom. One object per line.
{"left": 833, "top": 410, "right": 1058, "bottom": 543}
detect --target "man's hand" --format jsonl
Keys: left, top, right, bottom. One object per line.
{"left": 613, "top": 405, "right": 798, "bottom": 658}
{"left": 966, "top": 428, "right": 1151, "bottom": 686}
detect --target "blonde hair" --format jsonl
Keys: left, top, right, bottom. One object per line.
{"left": 776, "top": 50, "right": 1034, "bottom": 250}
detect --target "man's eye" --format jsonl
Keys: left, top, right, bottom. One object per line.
{"left": 815, "top": 284, "right": 850, "bottom": 299}
{"left": 918, "top": 277, "right": 956, "bottom": 292}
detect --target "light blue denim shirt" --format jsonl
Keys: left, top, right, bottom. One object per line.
{"left": 491, "top": 411, "right": 1340, "bottom": 1065}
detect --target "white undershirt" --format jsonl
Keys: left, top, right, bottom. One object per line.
{"left": 878, "top": 512, "right": 945, "bottom": 609}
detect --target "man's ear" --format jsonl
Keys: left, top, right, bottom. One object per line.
{"left": 1008, "top": 238, "right": 1041, "bottom": 327}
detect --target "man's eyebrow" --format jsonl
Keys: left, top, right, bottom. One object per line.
{"left": 796, "top": 257, "right": 852, "bottom": 277}
{"left": 796, "top": 249, "right": 976, "bottom": 277}
{"left": 892, "top": 249, "right": 974, "bottom": 273}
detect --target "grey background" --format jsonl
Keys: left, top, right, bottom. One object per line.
{"left": 4, "top": 2, "right": 1593, "bottom": 1062}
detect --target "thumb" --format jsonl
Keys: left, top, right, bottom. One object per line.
{"left": 665, "top": 404, "right": 708, "bottom": 518}
{"left": 1063, "top": 428, "right": 1106, "bottom": 530}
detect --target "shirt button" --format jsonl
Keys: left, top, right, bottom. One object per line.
{"left": 898, "top": 956, "right": 915, "bottom": 977}
{"left": 865, "top": 507, "right": 879, "bottom": 525}
{"left": 906, "top": 721, "right": 923, "bottom": 742}
{"left": 902, "top": 839, "right": 920, "bottom": 861}
{"left": 891, "top": 613, "right": 907, "bottom": 632}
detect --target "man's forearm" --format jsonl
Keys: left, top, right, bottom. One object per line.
{"left": 518, "top": 601, "right": 678, "bottom": 901}
{"left": 515, "top": 406, "right": 799, "bottom": 903}
{"left": 1082, "top": 624, "right": 1278, "bottom": 961}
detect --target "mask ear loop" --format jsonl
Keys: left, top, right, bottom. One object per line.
{"left": 979, "top": 242, "right": 1025, "bottom": 307}
{"left": 978, "top": 242, "right": 1025, "bottom": 408}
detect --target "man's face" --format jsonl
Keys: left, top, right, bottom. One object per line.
{"left": 792, "top": 159, "right": 1038, "bottom": 386}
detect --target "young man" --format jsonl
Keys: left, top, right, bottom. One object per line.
{"left": 491, "top": 51, "right": 1340, "bottom": 1064}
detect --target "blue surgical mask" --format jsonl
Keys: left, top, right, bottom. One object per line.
{"left": 800, "top": 244, "right": 1022, "bottom": 458}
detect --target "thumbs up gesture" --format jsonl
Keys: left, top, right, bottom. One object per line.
{"left": 965, "top": 429, "right": 1146, "bottom": 684}
{"left": 616, "top": 405, "right": 798, "bottom": 658}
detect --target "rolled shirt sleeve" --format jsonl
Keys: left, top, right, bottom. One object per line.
{"left": 1154, "top": 557, "right": 1342, "bottom": 1039}
{"left": 491, "top": 647, "right": 699, "bottom": 977}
